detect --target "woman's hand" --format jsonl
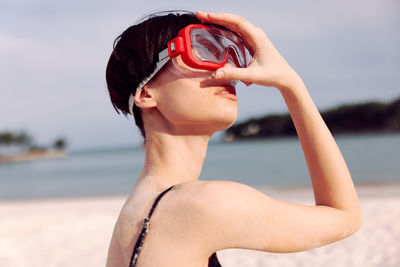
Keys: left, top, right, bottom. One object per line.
{"left": 196, "top": 11, "right": 302, "bottom": 91}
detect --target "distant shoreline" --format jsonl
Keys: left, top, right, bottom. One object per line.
{"left": 0, "top": 149, "right": 66, "bottom": 164}
{"left": 225, "top": 97, "right": 400, "bottom": 141}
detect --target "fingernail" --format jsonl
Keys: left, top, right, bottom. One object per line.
{"left": 215, "top": 70, "right": 224, "bottom": 79}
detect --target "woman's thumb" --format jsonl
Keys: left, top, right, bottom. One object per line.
{"left": 215, "top": 67, "right": 246, "bottom": 81}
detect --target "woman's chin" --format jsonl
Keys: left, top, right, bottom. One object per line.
{"left": 210, "top": 114, "right": 237, "bottom": 132}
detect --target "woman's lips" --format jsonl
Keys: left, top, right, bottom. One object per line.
{"left": 214, "top": 84, "right": 238, "bottom": 100}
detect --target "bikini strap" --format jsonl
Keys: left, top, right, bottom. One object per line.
{"left": 129, "top": 185, "right": 175, "bottom": 267}
{"left": 147, "top": 185, "right": 175, "bottom": 219}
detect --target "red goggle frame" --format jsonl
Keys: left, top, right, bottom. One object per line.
{"left": 167, "top": 24, "right": 251, "bottom": 71}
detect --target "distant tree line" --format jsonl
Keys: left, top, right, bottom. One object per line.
{"left": 225, "top": 97, "right": 400, "bottom": 141}
{"left": 0, "top": 131, "right": 67, "bottom": 153}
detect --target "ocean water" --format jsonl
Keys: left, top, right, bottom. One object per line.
{"left": 0, "top": 134, "right": 399, "bottom": 200}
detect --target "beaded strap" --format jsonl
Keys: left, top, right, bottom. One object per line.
{"left": 129, "top": 185, "right": 175, "bottom": 267}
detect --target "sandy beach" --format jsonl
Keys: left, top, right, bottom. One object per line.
{"left": 1, "top": 184, "right": 399, "bottom": 267}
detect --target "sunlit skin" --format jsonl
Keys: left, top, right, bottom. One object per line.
{"left": 106, "top": 11, "right": 362, "bottom": 267}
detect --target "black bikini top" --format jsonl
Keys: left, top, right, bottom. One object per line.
{"left": 129, "top": 185, "right": 222, "bottom": 267}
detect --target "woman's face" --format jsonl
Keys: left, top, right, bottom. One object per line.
{"left": 148, "top": 56, "right": 238, "bottom": 134}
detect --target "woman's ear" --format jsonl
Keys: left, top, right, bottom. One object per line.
{"left": 134, "top": 85, "right": 157, "bottom": 109}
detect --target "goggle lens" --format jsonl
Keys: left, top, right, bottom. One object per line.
{"left": 190, "top": 27, "right": 251, "bottom": 68}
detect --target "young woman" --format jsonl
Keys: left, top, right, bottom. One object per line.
{"left": 105, "top": 11, "right": 362, "bottom": 267}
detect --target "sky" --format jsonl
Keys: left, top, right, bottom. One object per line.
{"left": 1, "top": 0, "right": 399, "bottom": 151}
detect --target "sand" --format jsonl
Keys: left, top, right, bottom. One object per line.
{"left": 1, "top": 184, "right": 399, "bottom": 267}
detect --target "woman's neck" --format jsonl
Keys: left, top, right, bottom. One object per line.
{"left": 135, "top": 131, "right": 210, "bottom": 190}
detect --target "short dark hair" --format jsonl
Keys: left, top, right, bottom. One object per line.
{"left": 105, "top": 11, "right": 201, "bottom": 140}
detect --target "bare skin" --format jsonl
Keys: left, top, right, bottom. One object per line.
{"left": 106, "top": 11, "right": 362, "bottom": 267}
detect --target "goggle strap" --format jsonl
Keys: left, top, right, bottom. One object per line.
{"left": 159, "top": 48, "right": 169, "bottom": 61}
{"left": 129, "top": 48, "right": 171, "bottom": 115}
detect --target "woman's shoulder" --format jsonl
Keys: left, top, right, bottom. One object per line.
{"left": 162, "top": 180, "right": 277, "bottom": 252}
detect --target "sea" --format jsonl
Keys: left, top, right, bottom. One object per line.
{"left": 0, "top": 133, "right": 399, "bottom": 201}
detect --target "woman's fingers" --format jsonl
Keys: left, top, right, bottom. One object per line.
{"left": 197, "top": 12, "right": 251, "bottom": 32}
{"left": 196, "top": 11, "right": 255, "bottom": 40}
{"left": 196, "top": 11, "right": 260, "bottom": 49}
{"left": 215, "top": 66, "right": 253, "bottom": 84}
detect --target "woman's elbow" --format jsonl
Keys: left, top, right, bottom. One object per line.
{"left": 345, "top": 206, "right": 363, "bottom": 237}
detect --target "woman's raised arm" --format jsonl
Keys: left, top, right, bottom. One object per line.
{"left": 180, "top": 11, "right": 364, "bottom": 253}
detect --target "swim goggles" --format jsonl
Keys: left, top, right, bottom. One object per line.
{"left": 128, "top": 24, "right": 252, "bottom": 115}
